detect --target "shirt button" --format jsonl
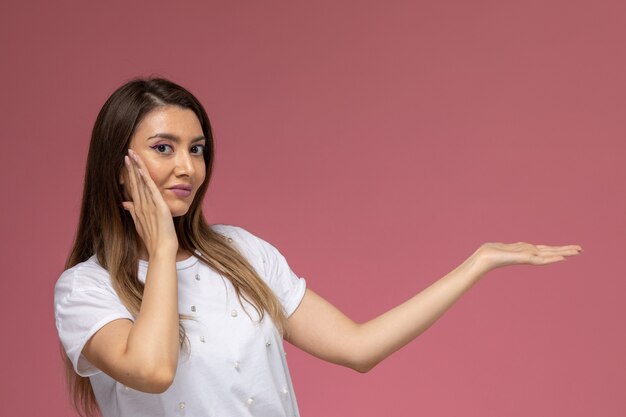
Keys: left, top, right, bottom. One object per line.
{"left": 178, "top": 402, "right": 186, "bottom": 409}
{"left": 246, "top": 397, "right": 255, "bottom": 405}
{"left": 282, "top": 387, "right": 288, "bottom": 394}
{"left": 195, "top": 274, "right": 200, "bottom": 281}
{"left": 199, "top": 335, "right": 205, "bottom": 343}
{"left": 234, "top": 361, "right": 240, "bottom": 370}
{"left": 265, "top": 340, "right": 271, "bottom": 347}
{"left": 227, "top": 237, "right": 233, "bottom": 243}
{"left": 230, "top": 309, "right": 238, "bottom": 317}
{"left": 191, "top": 305, "right": 196, "bottom": 312}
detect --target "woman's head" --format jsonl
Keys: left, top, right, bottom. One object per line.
{"left": 87, "top": 78, "right": 214, "bottom": 226}
{"left": 124, "top": 105, "right": 207, "bottom": 217}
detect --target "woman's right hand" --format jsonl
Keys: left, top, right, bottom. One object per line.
{"left": 121, "top": 149, "right": 178, "bottom": 257}
{"left": 83, "top": 149, "right": 180, "bottom": 393}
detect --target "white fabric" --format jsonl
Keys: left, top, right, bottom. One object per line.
{"left": 54, "top": 224, "right": 306, "bottom": 417}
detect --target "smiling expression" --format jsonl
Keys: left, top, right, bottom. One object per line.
{"left": 125, "top": 105, "right": 207, "bottom": 217}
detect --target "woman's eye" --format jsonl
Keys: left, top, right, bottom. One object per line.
{"left": 191, "top": 144, "right": 205, "bottom": 155}
{"left": 151, "top": 144, "right": 173, "bottom": 154}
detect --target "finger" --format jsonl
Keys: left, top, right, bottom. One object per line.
{"left": 507, "top": 243, "right": 581, "bottom": 259}
{"left": 133, "top": 161, "right": 151, "bottom": 208}
{"left": 537, "top": 247, "right": 582, "bottom": 257}
{"left": 537, "top": 244, "right": 582, "bottom": 251}
{"left": 129, "top": 150, "right": 161, "bottom": 205}
{"left": 536, "top": 246, "right": 579, "bottom": 252}
{"left": 130, "top": 150, "right": 168, "bottom": 208}
{"left": 136, "top": 168, "right": 154, "bottom": 205}
{"left": 537, "top": 255, "right": 566, "bottom": 265}
{"left": 127, "top": 151, "right": 147, "bottom": 199}
{"left": 139, "top": 168, "right": 166, "bottom": 209}
{"left": 124, "top": 155, "right": 139, "bottom": 203}
{"left": 125, "top": 155, "right": 144, "bottom": 211}
{"left": 522, "top": 250, "right": 563, "bottom": 263}
{"left": 128, "top": 152, "right": 150, "bottom": 210}
{"left": 128, "top": 150, "right": 154, "bottom": 206}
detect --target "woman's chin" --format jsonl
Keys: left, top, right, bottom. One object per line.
{"left": 168, "top": 204, "right": 191, "bottom": 218}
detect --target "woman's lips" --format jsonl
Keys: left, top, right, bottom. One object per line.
{"left": 168, "top": 188, "right": 192, "bottom": 197}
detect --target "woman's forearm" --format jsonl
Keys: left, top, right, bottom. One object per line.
{"left": 125, "top": 250, "right": 180, "bottom": 381}
{"left": 285, "top": 251, "right": 489, "bottom": 373}
{"left": 352, "top": 252, "right": 487, "bottom": 372}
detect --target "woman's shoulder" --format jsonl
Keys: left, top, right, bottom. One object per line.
{"left": 210, "top": 223, "right": 265, "bottom": 247}
{"left": 54, "top": 256, "right": 114, "bottom": 303}
{"left": 210, "top": 223, "right": 276, "bottom": 260}
{"left": 211, "top": 223, "right": 254, "bottom": 239}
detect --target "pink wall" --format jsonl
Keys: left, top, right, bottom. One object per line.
{"left": 1, "top": 1, "right": 624, "bottom": 415}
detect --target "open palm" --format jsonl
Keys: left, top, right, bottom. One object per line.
{"left": 477, "top": 242, "right": 583, "bottom": 272}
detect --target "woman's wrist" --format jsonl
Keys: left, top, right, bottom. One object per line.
{"left": 148, "top": 247, "right": 179, "bottom": 261}
{"left": 464, "top": 246, "right": 492, "bottom": 279}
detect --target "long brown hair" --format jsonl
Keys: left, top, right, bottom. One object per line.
{"left": 63, "top": 77, "right": 286, "bottom": 417}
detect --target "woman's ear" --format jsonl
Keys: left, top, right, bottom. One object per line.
{"left": 119, "top": 170, "right": 130, "bottom": 200}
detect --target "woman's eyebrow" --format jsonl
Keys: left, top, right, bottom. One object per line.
{"left": 146, "top": 133, "right": 206, "bottom": 143}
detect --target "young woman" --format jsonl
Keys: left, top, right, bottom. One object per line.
{"left": 54, "top": 77, "right": 582, "bottom": 417}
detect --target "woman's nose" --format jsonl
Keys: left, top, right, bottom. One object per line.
{"left": 174, "top": 152, "right": 195, "bottom": 176}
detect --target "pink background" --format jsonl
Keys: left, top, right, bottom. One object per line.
{"left": 1, "top": 1, "right": 625, "bottom": 416}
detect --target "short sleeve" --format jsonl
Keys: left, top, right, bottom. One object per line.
{"left": 253, "top": 234, "right": 307, "bottom": 317}
{"left": 54, "top": 265, "right": 135, "bottom": 377}
{"left": 213, "top": 225, "right": 307, "bottom": 317}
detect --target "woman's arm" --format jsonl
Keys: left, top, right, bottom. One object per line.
{"left": 82, "top": 252, "right": 179, "bottom": 393}
{"left": 284, "top": 242, "right": 582, "bottom": 373}
{"left": 82, "top": 150, "right": 181, "bottom": 393}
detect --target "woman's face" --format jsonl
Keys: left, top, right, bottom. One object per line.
{"left": 123, "top": 105, "right": 207, "bottom": 217}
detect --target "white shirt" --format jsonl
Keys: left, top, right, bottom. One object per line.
{"left": 54, "top": 224, "right": 306, "bottom": 417}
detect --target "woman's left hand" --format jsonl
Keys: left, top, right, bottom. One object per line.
{"left": 474, "top": 242, "right": 583, "bottom": 274}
